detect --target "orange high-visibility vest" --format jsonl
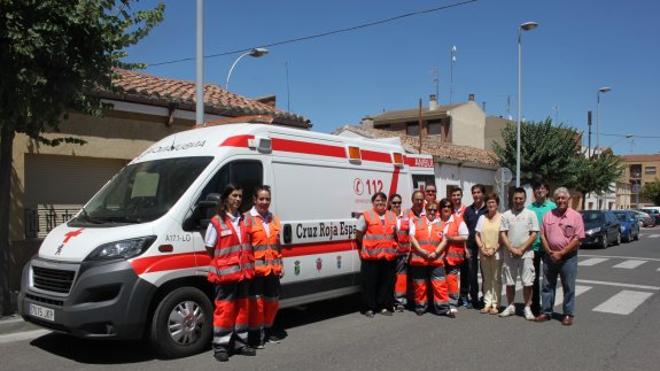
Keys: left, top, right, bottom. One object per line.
{"left": 245, "top": 212, "right": 282, "bottom": 276}
{"left": 410, "top": 217, "right": 444, "bottom": 267}
{"left": 207, "top": 215, "right": 254, "bottom": 284}
{"left": 442, "top": 215, "right": 465, "bottom": 266}
{"left": 360, "top": 209, "right": 398, "bottom": 261}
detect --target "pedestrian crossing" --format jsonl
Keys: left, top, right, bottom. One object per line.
{"left": 592, "top": 290, "right": 654, "bottom": 315}
{"left": 639, "top": 233, "right": 660, "bottom": 238}
{"left": 577, "top": 255, "right": 660, "bottom": 270}
{"left": 612, "top": 260, "right": 646, "bottom": 269}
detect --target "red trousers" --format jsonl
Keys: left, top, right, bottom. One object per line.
{"left": 445, "top": 264, "right": 460, "bottom": 306}
{"left": 410, "top": 265, "right": 450, "bottom": 314}
{"left": 248, "top": 275, "right": 281, "bottom": 343}
{"left": 213, "top": 280, "right": 250, "bottom": 352}
{"left": 393, "top": 254, "right": 409, "bottom": 306}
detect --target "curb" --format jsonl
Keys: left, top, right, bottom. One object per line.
{"left": 0, "top": 329, "right": 51, "bottom": 345}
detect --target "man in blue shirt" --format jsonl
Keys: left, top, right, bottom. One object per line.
{"left": 527, "top": 181, "right": 556, "bottom": 315}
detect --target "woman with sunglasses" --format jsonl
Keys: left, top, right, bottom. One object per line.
{"left": 437, "top": 198, "right": 469, "bottom": 314}
{"left": 409, "top": 200, "right": 452, "bottom": 317}
{"left": 389, "top": 193, "right": 410, "bottom": 311}
{"left": 356, "top": 192, "right": 399, "bottom": 317}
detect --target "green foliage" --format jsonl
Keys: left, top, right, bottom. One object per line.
{"left": 573, "top": 152, "right": 624, "bottom": 196}
{"left": 0, "top": 0, "right": 165, "bottom": 139}
{"left": 492, "top": 118, "right": 583, "bottom": 187}
{"left": 642, "top": 179, "right": 660, "bottom": 206}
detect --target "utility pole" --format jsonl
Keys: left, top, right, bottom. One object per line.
{"left": 418, "top": 98, "right": 424, "bottom": 153}
{"left": 449, "top": 46, "right": 456, "bottom": 104}
{"left": 587, "top": 111, "right": 592, "bottom": 158}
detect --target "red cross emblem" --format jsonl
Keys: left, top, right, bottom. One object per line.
{"left": 63, "top": 228, "right": 84, "bottom": 244}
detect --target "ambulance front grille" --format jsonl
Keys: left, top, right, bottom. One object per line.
{"left": 32, "top": 266, "right": 75, "bottom": 294}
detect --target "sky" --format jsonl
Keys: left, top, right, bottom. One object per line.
{"left": 125, "top": 0, "right": 660, "bottom": 155}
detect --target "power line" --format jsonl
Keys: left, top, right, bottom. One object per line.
{"left": 148, "top": 0, "right": 479, "bottom": 67}
{"left": 601, "top": 133, "right": 660, "bottom": 139}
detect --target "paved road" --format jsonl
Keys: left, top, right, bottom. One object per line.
{"left": 1, "top": 227, "right": 659, "bottom": 371}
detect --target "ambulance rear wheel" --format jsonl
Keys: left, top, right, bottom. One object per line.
{"left": 150, "top": 286, "right": 212, "bottom": 358}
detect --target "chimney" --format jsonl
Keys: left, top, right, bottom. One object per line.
{"left": 468, "top": 93, "right": 475, "bottom": 102}
{"left": 429, "top": 94, "right": 439, "bottom": 111}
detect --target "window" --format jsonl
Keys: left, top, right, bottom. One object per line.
{"left": 588, "top": 202, "right": 594, "bottom": 209}
{"left": 645, "top": 166, "right": 656, "bottom": 175}
{"left": 185, "top": 160, "right": 263, "bottom": 231}
{"left": 630, "top": 164, "right": 642, "bottom": 178}
{"left": 406, "top": 122, "right": 419, "bottom": 136}
{"left": 427, "top": 120, "right": 443, "bottom": 135}
{"left": 412, "top": 175, "right": 435, "bottom": 192}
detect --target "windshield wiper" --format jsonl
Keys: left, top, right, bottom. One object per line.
{"left": 80, "top": 207, "right": 105, "bottom": 224}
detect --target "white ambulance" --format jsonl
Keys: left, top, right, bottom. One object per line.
{"left": 18, "top": 123, "right": 435, "bottom": 357}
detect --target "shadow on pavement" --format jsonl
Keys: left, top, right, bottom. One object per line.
{"left": 275, "top": 294, "right": 361, "bottom": 336}
{"left": 30, "top": 333, "right": 156, "bottom": 364}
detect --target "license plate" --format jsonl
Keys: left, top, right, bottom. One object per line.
{"left": 29, "top": 303, "right": 55, "bottom": 322}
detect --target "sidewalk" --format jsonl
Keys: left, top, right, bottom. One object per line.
{"left": 0, "top": 314, "right": 49, "bottom": 344}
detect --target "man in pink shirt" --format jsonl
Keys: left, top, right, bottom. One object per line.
{"left": 535, "top": 187, "right": 585, "bottom": 326}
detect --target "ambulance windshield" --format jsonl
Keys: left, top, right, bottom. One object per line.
{"left": 70, "top": 156, "right": 213, "bottom": 226}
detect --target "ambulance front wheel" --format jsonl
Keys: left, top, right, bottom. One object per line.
{"left": 150, "top": 286, "right": 213, "bottom": 358}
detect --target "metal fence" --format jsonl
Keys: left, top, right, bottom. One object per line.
{"left": 24, "top": 206, "right": 81, "bottom": 239}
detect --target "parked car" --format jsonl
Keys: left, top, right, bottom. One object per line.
{"left": 640, "top": 208, "right": 660, "bottom": 225}
{"left": 631, "top": 209, "right": 656, "bottom": 227}
{"left": 581, "top": 210, "right": 621, "bottom": 248}
{"left": 612, "top": 210, "right": 640, "bottom": 242}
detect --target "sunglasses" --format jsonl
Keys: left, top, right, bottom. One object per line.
{"left": 390, "top": 201, "right": 402, "bottom": 205}
{"left": 426, "top": 190, "right": 437, "bottom": 193}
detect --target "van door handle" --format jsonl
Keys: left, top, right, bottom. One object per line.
{"left": 283, "top": 224, "right": 292, "bottom": 245}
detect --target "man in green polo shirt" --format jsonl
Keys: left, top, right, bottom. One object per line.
{"left": 527, "top": 181, "right": 556, "bottom": 316}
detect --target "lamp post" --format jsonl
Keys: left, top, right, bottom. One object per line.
{"left": 516, "top": 21, "right": 539, "bottom": 187}
{"left": 595, "top": 86, "right": 612, "bottom": 151}
{"left": 225, "top": 48, "right": 269, "bottom": 91}
{"left": 195, "top": 0, "right": 204, "bottom": 126}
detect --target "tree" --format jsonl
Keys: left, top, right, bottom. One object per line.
{"left": 0, "top": 0, "right": 164, "bottom": 315}
{"left": 572, "top": 152, "right": 624, "bottom": 209}
{"left": 642, "top": 179, "right": 660, "bottom": 206}
{"left": 493, "top": 118, "right": 583, "bottom": 187}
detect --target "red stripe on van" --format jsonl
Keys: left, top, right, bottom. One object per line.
{"left": 271, "top": 138, "right": 346, "bottom": 158}
{"left": 130, "top": 252, "right": 197, "bottom": 275}
{"left": 219, "top": 135, "right": 254, "bottom": 147}
{"left": 388, "top": 166, "right": 400, "bottom": 196}
{"left": 131, "top": 240, "right": 356, "bottom": 275}
{"left": 282, "top": 240, "right": 356, "bottom": 257}
{"left": 361, "top": 150, "right": 391, "bottom": 163}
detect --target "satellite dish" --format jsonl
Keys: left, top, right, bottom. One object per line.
{"left": 495, "top": 167, "right": 513, "bottom": 185}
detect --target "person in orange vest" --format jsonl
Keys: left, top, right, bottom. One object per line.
{"left": 408, "top": 200, "right": 453, "bottom": 317}
{"left": 356, "top": 192, "right": 399, "bottom": 317}
{"left": 439, "top": 196, "right": 469, "bottom": 314}
{"left": 388, "top": 193, "right": 409, "bottom": 312}
{"left": 205, "top": 184, "right": 256, "bottom": 362}
{"left": 246, "top": 185, "right": 283, "bottom": 349}
{"left": 391, "top": 190, "right": 425, "bottom": 311}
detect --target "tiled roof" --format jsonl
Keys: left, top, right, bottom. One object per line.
{"left": 334, "top": 125, "right": 498, "bottom": 168}
{"left": 368, "top": 103, "right": 466, "bottom": 124}
{"left": 620, "top": 154, "right": 660, "bottom": 163}
{"left": 96, "top": 68, "right": 310, "bottom": 128}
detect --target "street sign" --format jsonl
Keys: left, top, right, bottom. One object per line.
{"left": 495, "top": 167, "right": 513, "bottom": 184}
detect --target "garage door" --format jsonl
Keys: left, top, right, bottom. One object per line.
{"left": 25, "top": 154, "right": 128, "bottom": 207}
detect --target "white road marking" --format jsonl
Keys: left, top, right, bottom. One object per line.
{"left": 576, "top": 279, "right": 659, "bottom": 291}
{"left": 579, "top": 254, "right": 660, "bottom": 263}
{"left": 553, "top": 285, "right": 592, "bottom": 307}
{"left": 578, "top": 257, "right": 609, "bottom": 267}
{"left": 0, "top": 329, "right": 50, "bottom": 345}
{"left": 592, "top": 290, "right": 654, "bottom": 315}
{"left": 613, "top": 260, "right": 647, "bottom": 269}
{"left": 649, "top": 234, "right": 660, "bottom": 238}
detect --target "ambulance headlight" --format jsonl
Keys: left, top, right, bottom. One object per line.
{"left": 85, "top": 236, "right": 157, "bottom": 261}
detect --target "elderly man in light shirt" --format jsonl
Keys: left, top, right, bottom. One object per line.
{"left": 535, "top": 187, "right": 585, "bottom": 326}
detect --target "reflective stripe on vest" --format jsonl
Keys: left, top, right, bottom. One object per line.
{"left": 442, "top": 217, "right": 465, "bottom": 266}
{"left": 410, "top": 217, "right": 443, "bottom": 266}
{"left": 360, "top": 209, "right": 398, "bottom": 261}
{"left": 396, "top": 214, "right": 411, "bottom": 254}
{"left": 245, "top": 213, "right": 282, "bottom": 276}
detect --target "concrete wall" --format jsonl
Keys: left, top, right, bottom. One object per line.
{"left": 485, "top": 116, "right": 510, "bottom": 151}
{"left": 449, "top": 102, "right": 486, "bottom": 149}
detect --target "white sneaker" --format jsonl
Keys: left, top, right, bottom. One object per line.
{"left": 524, "top": 306, "right": 535, "bottom": 321}
{"left": 499, "top": 305, "right": 516, "bottom": 317}
{"left": 450, "top": 307, "right": 458, "bottom": 314}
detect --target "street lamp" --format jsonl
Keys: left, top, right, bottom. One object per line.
{"left": 516, "top": 21, "right": 539, "bottom": 187}
{"left": 595, "top": 86, "right": 612, "bottom": 150}
{"left": 225, "top": 48, "right": 269, "bottom": 91}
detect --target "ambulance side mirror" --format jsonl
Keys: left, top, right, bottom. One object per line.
{"left": 183, "top": 193, "right": 221, "bottom": 232}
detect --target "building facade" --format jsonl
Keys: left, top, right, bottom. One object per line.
{"left": 620, "top": 154, "right": 660, "bottom": 208}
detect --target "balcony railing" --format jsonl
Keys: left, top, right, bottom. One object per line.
{"left": 24, "top": 206, "right": 82, "bottom": 239}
